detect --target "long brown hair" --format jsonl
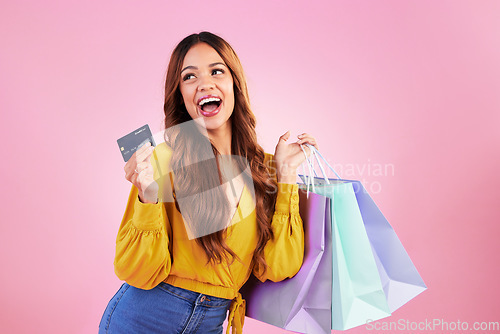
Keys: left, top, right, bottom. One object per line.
{"left": 163, "top": 32, "right": 277, "bottom": 276}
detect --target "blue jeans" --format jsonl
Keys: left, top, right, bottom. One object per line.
{"left": 99, "top": 282, "right": 232, "bottom": 334}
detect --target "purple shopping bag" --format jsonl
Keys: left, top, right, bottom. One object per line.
{"left": 240, "top": 190, "right": 333, "bottom": 334}
{"left": 353, "top": 182, "right": 427, "bottom": 312}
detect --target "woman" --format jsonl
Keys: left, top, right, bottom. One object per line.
{"left": 99, "top": 32, "right": 318, "bottom": 334}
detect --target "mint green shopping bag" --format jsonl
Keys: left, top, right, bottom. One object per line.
{"left": 299, "top": 146, "right": 391, "bottom": 330}
{"left": 313, "top": 182, "right": 391, "bottom": 330}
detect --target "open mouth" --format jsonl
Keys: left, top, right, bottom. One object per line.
{"left": 197, "top": 95, "right": 222, "bottom": 117}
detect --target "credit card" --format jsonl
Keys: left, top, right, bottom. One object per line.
{"left": 117, "top": 124, "right": 156, "bottom": 162}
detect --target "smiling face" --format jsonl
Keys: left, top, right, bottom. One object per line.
{"left": 179, "top": 42, "right": 235, "bottom": 137}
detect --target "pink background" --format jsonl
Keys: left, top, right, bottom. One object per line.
{"left": 1, "top": 0, "right": 499, "bottom": 333}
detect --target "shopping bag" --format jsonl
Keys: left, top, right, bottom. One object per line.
{"left": 353, "top": 182, "right": 427, "bottom": 312}
{"left": 302, "top": 145, "right": 426, "bottom": 329}
{"left": 240, "top": 189, "right": 333, "bottom": 334}
{"left": 306, "top": 179, "right": 392, "bottom": 330}
{"left": 241, "top": 146, "right": 426, "bottom": 333}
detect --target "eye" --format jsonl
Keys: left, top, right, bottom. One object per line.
{"left": 212, "top": 68, "right": 224, "bottom": 76}
{"left": 182, "top": 73, "right": 195, "bottom": 81}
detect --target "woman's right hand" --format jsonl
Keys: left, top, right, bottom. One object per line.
{"left": 124, "top": 142, "right": 159, "bottom": 203}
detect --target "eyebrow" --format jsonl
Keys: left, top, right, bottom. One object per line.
{"left": 181, "top": 62, "right": 227, "bottom": 74}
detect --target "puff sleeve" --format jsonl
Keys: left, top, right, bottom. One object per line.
{"left": 113, "top": 149, "right": 173, "bottom": 290}
{"left": 253, "top": 157, "right": 305, "bottom": 282}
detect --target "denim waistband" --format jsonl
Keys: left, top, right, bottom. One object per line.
{"left": 156, "top": 282, "right": 232, "bottom": 307}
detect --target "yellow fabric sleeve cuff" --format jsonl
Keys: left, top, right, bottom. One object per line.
{"left": 131, "top": 195, "right": 164, "bottom": 231}
{"left": 275, "top": 183, "right": 299, "bottom": 214}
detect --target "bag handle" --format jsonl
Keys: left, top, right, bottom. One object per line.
{"left": 308, "top": 144, "right": 341, "bottom": 180}
{"left": 300, "top": 144, "right": 317, "bottom": 198}
{"left": 299, "top": 144, "right": 342, "bottom": 197}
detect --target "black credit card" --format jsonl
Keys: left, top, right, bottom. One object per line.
{"left": 117, "top": 124, "right": 156, "bottom": 162}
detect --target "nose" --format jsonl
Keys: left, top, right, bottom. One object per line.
{"left": 198, "top": 75, "right": 215, "bottom": 92}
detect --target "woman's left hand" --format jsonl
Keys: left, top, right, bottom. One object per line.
{"left": 274, "top": 131, "right": 318, "bottom": 184}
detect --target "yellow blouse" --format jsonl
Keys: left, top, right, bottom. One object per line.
{"left": 113, "top": 142, "right": 304, "bottom": 334}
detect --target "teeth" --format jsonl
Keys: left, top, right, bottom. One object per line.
{"left": 198, "top": 97, "right": 221, "bottom": 106}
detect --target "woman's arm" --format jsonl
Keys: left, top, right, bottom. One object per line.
{"left": 253, "top": 181, "right": 305, "bottom": 282}
{"left": 114, "top": 185, "right": 172, "bottom": 289}
{"left": 252, "top": 130, "right": 317, "bottom": 282}
{"left": 114, "top": 144, "right": 174, "bottom": 289}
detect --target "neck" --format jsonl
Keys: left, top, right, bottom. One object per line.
{"left": 208, "top": 122, "right": 232, "bottom": 156}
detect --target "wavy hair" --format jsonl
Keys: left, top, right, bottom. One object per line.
{"left": 163, "top": 32, "right": 277, "bottom": 275}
